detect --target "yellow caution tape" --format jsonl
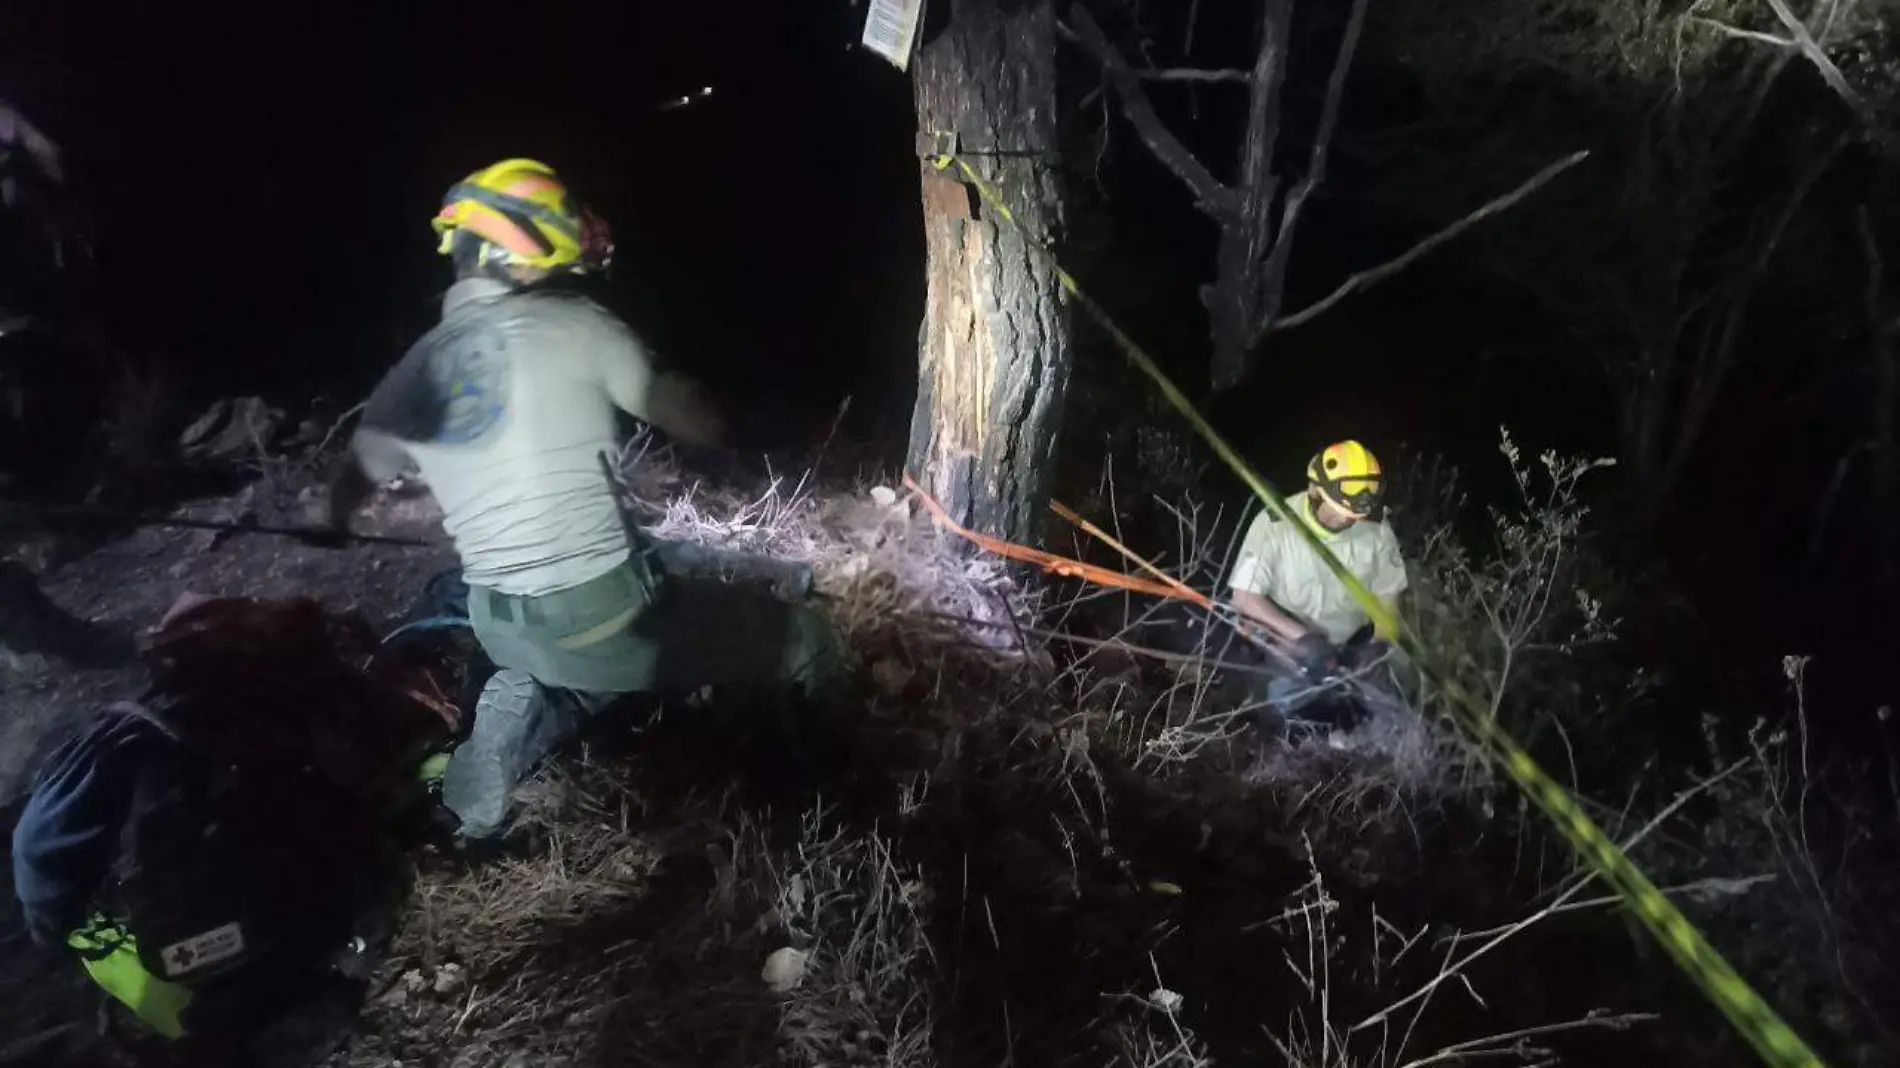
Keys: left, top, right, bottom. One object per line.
{"left": 926, "top": 152, "right": 1827, "bottom": 1068}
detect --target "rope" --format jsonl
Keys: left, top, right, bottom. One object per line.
{"left": 923, "top": 150, "right": 1828, "bottom": 1068}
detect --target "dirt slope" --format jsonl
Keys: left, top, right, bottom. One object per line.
{"left": 0, "top": 481, "right": 456, "bottom": 800}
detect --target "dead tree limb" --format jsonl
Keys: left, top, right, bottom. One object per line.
{"left": 1762, "top": 0, "right": 1877, "bottom": 128}
{"left": 1135, "top": 67, "right": 1251, "bottom": 84}
{"left": 1695, "top": 0, "right": 1891, "bottom": 150}
{"left": 1690, "top": 17, "right": 1797, "bottom": 49}
{"left": 1066, "top": 9, "right": 1238, "bottom": 218}
{"left": 1072, "top": 0, "right": 1528, "bottom": 386}
{"left": 1208, "top": 0, "right": 1294, "bottom": 389}
{"left": 1271, "top": 149, "right": 1592, "bottom": 333}
{"left": 1250, "top": 0, "right": 1371, "bottom": 351}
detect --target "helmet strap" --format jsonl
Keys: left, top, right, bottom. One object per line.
{"left": 1311, "top": 483, "right": 1373, "bottom": 527}
{"left": 442, "top": 183, "right": 580, "bottom": 245}
{"left": 448, "top": 230, "right": 488, "bottom": 280}
{"left": 450, "top": 230, "right": 557, "bottom": 288}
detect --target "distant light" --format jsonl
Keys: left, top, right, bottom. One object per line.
{"left": 657, "top": 85, "right": 717, "bottom": 112}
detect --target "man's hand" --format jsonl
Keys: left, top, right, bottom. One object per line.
{"left": 1291, "top": 632, "right": 1340, "bottom": 682}
{"left": 648, "top": 372, "right": 727, "bottom": 448}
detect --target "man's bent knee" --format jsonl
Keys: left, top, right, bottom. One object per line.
{"left": 441, "top": 670, "right": 579, "bottom": 839}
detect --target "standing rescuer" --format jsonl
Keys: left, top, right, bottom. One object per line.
{"left": 323, "top": 158, "right": 841, "bottom": 842}
{"left": 1227, "top": 440, "right": 1409, "bottom": 721}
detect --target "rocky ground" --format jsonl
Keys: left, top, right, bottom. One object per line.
{"left": 0, "top": 477, "right": 457, "bottom": 800}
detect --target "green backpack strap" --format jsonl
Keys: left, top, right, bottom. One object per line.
{"left": 67, "top": 917, "right": 195, "bottom": 1039}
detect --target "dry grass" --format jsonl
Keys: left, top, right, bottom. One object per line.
{"left": 324, "top": 437, "right": 1713, "bottom": 1067}
{"left": 342, "top": 757, "right": 775, "bottom": 1068}
{"left": 761, "top": 808, "right": 937, "bottom": 1068}
{"left": 331, "top": 442, "right": 1047, "bottom": 1067}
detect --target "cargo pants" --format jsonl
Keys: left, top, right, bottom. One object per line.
{"left": 440, "top": 554, "right": 842, "bottom": 838}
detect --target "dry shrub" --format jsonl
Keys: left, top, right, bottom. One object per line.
{"left": 1629, "top": 663, "right": 1900, "bottom": 1061}
{"left": 1253, "top": 852, "right": 1657, "bottom": 1068}
{"left": 613, "top": 428, "right": 1039, "bottom": 660}
{"left": 760, "top": 808, "right": 937, "bottom": 1068}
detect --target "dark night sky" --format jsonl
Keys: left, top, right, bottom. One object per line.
{"left": 0, "top": 1, "right": 923, "bottom": 446}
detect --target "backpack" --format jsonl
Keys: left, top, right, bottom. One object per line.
{"left": 94, "top": 717, "right": 302, "bottom": 988}
{"left": 15, "top": 701, "right": 342, "bottom": 993}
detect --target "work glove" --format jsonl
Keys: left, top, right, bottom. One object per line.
{"left": 1291, "top": 632, "right": 1340, "bottom": 683}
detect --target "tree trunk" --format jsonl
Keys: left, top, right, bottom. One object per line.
{"left": 906, "top": 0, "right": 1071, "bottom": 546}
{"left": 1206, "top": 0, "right": 1292, "bottom": 392}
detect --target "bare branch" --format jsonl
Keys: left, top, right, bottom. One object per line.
{"left": 1452, "top": 873, "right": 1777, "bottom": 942}
{"left": 1354, "top": 755, "right": 1751, "bottom": 1034}
{"left": 1271, "top": 150, "right": 1591, "bottom": 334}
{"left": 1065, "top": 9, "right": 1239, "bottom": 218}
{"left": 1762, "top": 0, "right": 1878, "bottom": 128}
{"left": 1253, "top": 0, "right": 1371, "bottom": 345}
{"left": 1690, "top": 16, "right": 1797, "bottom": 49}
{"left": 1395, "top": 1013, "right": 1660, "bottom": 1068}
{"left": 1134, "top": 67, "right": 1251, "bottom": 84}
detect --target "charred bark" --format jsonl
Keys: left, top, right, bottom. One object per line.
{"left": 906, "top": 0, "right": 1072, "bottom": 546}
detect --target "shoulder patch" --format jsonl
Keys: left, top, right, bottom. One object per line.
{"left": 362, "top": 311, "right": 512, "bottom": 446}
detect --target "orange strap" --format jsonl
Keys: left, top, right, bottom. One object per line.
{"left": 903, "top": 474, "right": 1199, "bottom": 602}
{"left": 1048, "top": 499, "right": 1217, "bottom": 611}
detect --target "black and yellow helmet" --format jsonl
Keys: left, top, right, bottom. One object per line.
{"left": 1307, "top": 440, "right": 1385, "bottom": 520}
{"left": 431, "top": 158, "right": 612, "bottom": 274}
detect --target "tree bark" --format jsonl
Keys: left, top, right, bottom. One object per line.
{"left": 907, "top": 0, "right": 1072, "bottom": 546}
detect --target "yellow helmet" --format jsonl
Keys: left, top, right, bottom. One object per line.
{"left": 1307, "top": 440, "right": 1385, "bottom": 520}
{"left": 431, "top": 158, "right": 608, "bottom": 273}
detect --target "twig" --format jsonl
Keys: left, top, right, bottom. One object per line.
{"left": 808, "top": 394, "right": 851, "bottom": 477}
{"left": 1271, "top": 150, "right": 1591, "bottom": 333}
{"left": 908, "top": 600, "right": 1281, "bottom": 677}
{"left": 1355, "top": 756, "right": 1751, "bottom": 1033}
{"left": 1690, "top": 16, "right": 1796, "bottom": 49}
{"left": 1064, "top": 8, "right": 1239, "bottom": 218}
{"left": 1449, "top": 874, "right": 1776, "bottom": 942}
{"left": 1394, "top": 1012, "right": 1659, "bottom": 1068}
{"left": 1760, "top": 0, "right": 1879, "bottom": 132}
{"left": 1047, "top": 497, "right": 1302, "bottom": 679}
{"left": 308, "top": 401, "right": 367, "bottom": 463}
{"left": 1134, "top": 67, "right": 1250, "bottom": 84}
{"left": 1050, "top": 499, "right": 1217, "bottom": 611}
